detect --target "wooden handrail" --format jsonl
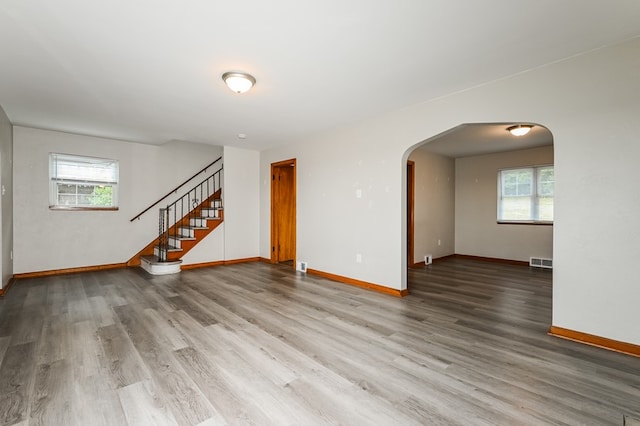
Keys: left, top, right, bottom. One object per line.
{"left": 130, "top": 156, "right": 222, "bottom": 222}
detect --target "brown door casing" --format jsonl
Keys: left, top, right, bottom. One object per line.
{"left": 271, "top": 159, "right": 297, "bottom": 264}
{"left": 407, "top": 160, "right": 415, "bottom": 268}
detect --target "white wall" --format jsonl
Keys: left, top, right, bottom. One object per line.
{"left": 260, "top": 137, "right": 402, "bottom": 289}
{"left": 408, "top": 149, "right": 455, "bottom": 262}
{"left": 259, "top": 38, "right": 640, "bottom": 345}
{"left": 13, "top": 127, "right": 223, "bottom": 273}
{"left": 223, "top": 146, "right": 260, "bottom": 261}
{"left": 0, "top": 104, "right": 12, "bottom": 288}
{"left": 455, "top": 146, "right": 554, "bottom": 261}
{"left": 181, "top": 226, "right": 225, "bottom": 266}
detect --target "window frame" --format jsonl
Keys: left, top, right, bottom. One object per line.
{"left": 49, "top": 153, "right": 119, "bottom": 211}
{"left": 497, "top": 164, "right": 553, "bottom": 225}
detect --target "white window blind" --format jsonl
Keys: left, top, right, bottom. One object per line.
{"left": 498, "top": 165, "right": 553, "bottom": 223}
{"left": 49, "top": 153, "right": 119, "bottom": 209}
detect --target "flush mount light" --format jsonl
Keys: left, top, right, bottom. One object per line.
{"left": 507, "top": 124, "right": 533, "bottom": 136}
{"left": 222, "top": 72, "right": 256, "bottom": 94}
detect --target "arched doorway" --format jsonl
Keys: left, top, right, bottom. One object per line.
{"left": 404, "top": 122, "right": 554, "bottom": 285}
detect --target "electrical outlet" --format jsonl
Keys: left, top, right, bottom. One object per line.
{"left": 438, "top": 239, "right": 441, "bottom": 246}
{"left": 297, "top": 261, "right": 308, "bottom": 273}
{"left": 356, "top": 253, "right": 362, "bottom": 263}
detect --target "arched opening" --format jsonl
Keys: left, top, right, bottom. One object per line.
{"left": 403, "top": 122, "right": 554, "bottom": 288}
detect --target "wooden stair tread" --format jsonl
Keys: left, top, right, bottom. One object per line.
{"left": 155, "top": 245, "right": 182, "bottom": 252}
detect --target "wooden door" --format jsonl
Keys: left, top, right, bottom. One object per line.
{"left": 271, "top": 159, "right": 296, "bottom": 264}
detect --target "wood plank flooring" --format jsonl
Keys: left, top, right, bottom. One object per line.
{"left": 0, "top": 258, "right": 639, "bottom": 425}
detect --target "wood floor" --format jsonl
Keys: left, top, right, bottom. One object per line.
{"left": 0, "top": 258, "right": 639, "bottom": 425}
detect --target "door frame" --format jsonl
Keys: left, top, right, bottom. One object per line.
{"left": 407, "top": 160, "right": 415, "bottom": 268}
{"left": 270, "top": 158, "right": 297, "bottom": 265}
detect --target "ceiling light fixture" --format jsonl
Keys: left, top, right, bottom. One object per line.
{"left": 507, "top": 124, "right": 533, "bottom": 136}
{"left": 222, "top": 72, "right": 256, "bottom": 94}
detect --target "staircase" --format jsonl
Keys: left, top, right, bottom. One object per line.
{"left": 128, "top": 161, "right": 223, "bottom": 275}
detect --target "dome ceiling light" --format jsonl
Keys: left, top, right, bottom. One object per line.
{"left": 507, "top": 124, "right": 533, "bottom": 136}
{"left": 222, "top": 72, "right": 256, "bottom": 94}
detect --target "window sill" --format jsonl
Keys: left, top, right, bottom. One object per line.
{"left": 497, "top": 221, "right": 553, "bottom": 226}
{"left": 49, "top": 206, "right": 119, "bottom": 211}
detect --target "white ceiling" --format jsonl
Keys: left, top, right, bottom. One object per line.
{"left": 419, "top": 123, "right": 553, "bottom": 158}
{"left": 1, "top": 1, "right": 640, "bottom": 151}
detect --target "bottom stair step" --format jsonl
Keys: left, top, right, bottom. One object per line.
{"left": 140, "top": 255, "right": 182, "bottom": 275}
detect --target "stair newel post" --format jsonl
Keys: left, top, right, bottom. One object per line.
{"left": 187, "top": 192, "right": 192, "bottom": 234}
{"left": 165, "top": 206, "right": 170, "bottom": 261}
{"left": 173, "top": 200, "right": 178, "bottom": 243}
{"left": 158, "top": 207, "right": 167, "bottom": 262}
{"left": 158, "top": 208, "right": 162, "bottom": 261}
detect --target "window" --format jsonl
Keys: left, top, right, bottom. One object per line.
{"left": 498, "top": 165, "right": 553, "bottom": 223}
{"left": 49, "top": 153, "right": 119, "bottom": 209}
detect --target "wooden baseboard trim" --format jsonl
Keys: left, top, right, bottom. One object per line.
{"left": 14, "top": 262, "right": 127, "bottom": 279}
{"left": 181, "top": 257, "right": 261, "bottom": 270}
{"left": 180, "top": 261, "right": 225, "bottom": 270}
{"left": 16, "top": 257, "right": 264, "bottom": 276}
{"left": 549, "top": 326, "right": 640, "bottom": 358}
{"left": 306, "top": 268, "right": 408, "bottom": 297}
{"left": 223, "top": 257, "right": 261, "bottom": 265}
{"left": 0, "top": 277, "right": 16, "bottom": 297}
{"left": 260, "top": 257, "right": 272, "bottom": 263}
{"left": 454, "top": 254, "right": 529, "bottom": 267}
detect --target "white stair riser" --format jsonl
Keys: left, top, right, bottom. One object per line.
{"left": 190, "top": 218, "right": 208, "bottom": 227}
{"left": 140, "top": 257, "right": 181, "bottom": 275}
{"left": 179, "top": 227, "right": 195, "bottom": 238}
{"left": 200, "top": 209, "right": 219, "bottom": 218}
{"left": 153, "top": 246, "right": 173, "bottom": 257}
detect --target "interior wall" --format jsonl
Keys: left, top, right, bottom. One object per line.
{"left": 13, "top": 126, "right": 223, "bottom": 273}
{"left": 260, "top": 139, "right": 402, "bottom": 289}
{"left": 455, "top": 146, "right": 554, "bottom": 261}
{"left": 259, "top": 37, "right": 640, "bottom": 345}
{"left": 0, "top": 104, "right": 12, "bottom": 288}
{"left": 222, "top": 146, "right": 260, "bottom": 261}
{"left": 181, "top": 226, "right": 225, "bottom": 266}
{"left": 408, "top": 149, "right": 455, "bottom": 262}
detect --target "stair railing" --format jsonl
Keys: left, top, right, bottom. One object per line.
{"left": 130, "top": 156, "right": 222, "bottom": 222}
{"left": 158, "top": 165, "right": 223, "bottom": 262}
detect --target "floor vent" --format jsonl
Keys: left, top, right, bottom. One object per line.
{"left": 529, "top": 257, "right": 553, "bottom": 269}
